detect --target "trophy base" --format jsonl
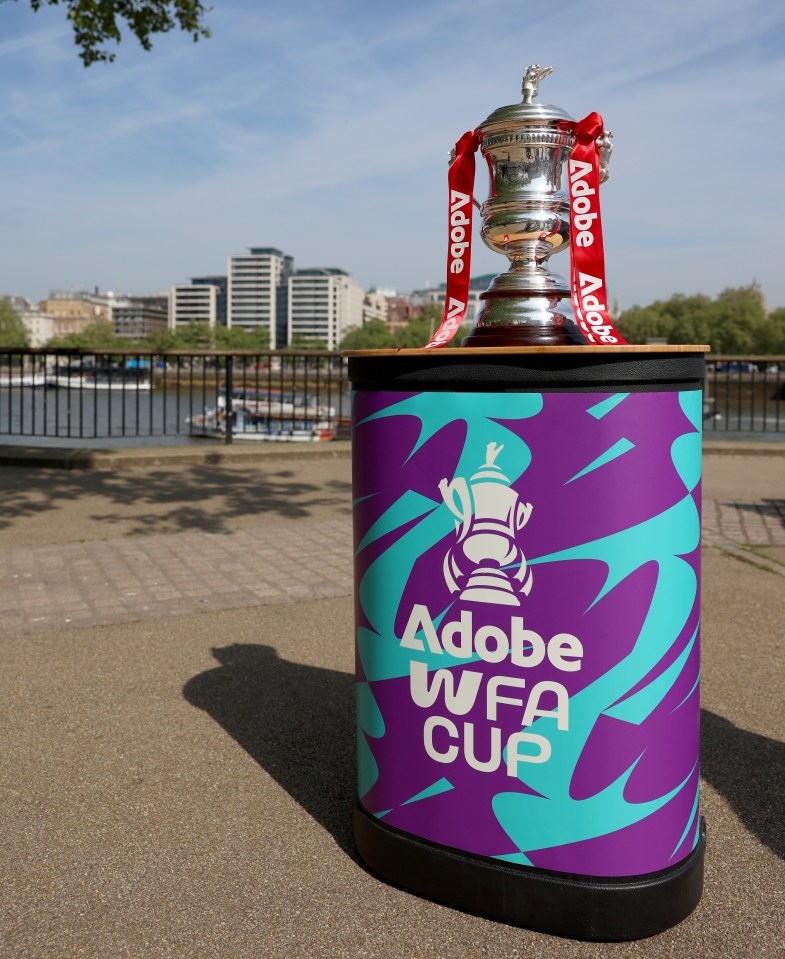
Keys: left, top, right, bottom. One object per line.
{"left": 462, "top": 324, "right": 587, "bottom": 348}
{"left": 460, "top": 586, "right": 520, "bottom": 605}
{"left": 354, "top": 803, "right": 706, "bottom": 941}
{"left": 460, "top": 567, "right": 521, "bottom": 605}
{"left": 461, "top": 326, "right": 586, "bottom": 349}
{"left": 465, "top": 281, "right": 587, "bottom": 347}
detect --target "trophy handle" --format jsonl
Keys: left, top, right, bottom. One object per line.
{"left": 515, "top": 502, "right": 533, "bottom": 530}
{"left": 439, "top": 477, "right": 472, "bottom": 541}
{"left": 598, "top": 130, "right": 613, "bottom": 183}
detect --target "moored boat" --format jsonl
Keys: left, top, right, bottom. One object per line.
{"left": 187, "top": 402, "right": 335, "bottom": 442}
{"left": 216, "top": 388, "right": 334, "bottom": 419}
{"left": 0, "top": 373, "right": 51, "bottom": 387}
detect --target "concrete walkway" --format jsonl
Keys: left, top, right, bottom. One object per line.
{"left": 1, "top": 446, "right": 783, "bottom": 958}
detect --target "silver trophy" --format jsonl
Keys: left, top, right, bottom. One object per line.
{"left": 438, "top": 443, "right": 533, "bottom": 606}
{"left": 462, "top": 65, "right": 612, "bottom": 347}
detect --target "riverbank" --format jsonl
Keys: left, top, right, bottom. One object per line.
{"left": 0, "top": 435, "right": 782, "bottom": 470}
{"left": 0, "top": 440, "right": 353, "bottom": 470}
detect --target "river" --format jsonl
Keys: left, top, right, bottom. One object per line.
{"left": 0, "top": 383, "right": 352, "bottom": 448}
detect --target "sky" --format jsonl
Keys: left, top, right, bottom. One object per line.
{"left": 1, "top": 0, "right": 785, "bottom": 310}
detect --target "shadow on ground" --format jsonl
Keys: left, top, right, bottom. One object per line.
{"left": 0, "top": 464, "right": 351, "bottom": 536}
{"left": 183, "top": 645, "right": 785, "bottom": 864}
{"left": 183, "top": 644, "right": 356, "bottom": 855}
{"left": 723, "top": 499, "right": 785, "bottom": 531}
{"left": 701, "top": 709, "right": 785, "bottom": 861}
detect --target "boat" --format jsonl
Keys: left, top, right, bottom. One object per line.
{"left": 46, "top": 375, "right": 152, "bottom": 391}
{"left": 0, "top": 373, "right": 51, "bottom": 387}
{"left": 46, "top": 361, "right": 153, "bottom": 391}
{"left": 187, "top": 403, "right": 336, "bottom": 442}
{"left": 216, "top": 388, "right": 334, "bottom": 419}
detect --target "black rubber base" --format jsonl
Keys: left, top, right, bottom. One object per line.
{"left": 354, "top": 804, "right": 706, "bottom": 941}
{"left": 347, "top": 349, "right": 705, "bottom": 394}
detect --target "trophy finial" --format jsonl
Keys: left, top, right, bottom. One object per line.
{"left": 521, "top": 64, "right": 553, "bottom": 103}
{"left": 484, "top": 442, "right": 504, "bottom": 467}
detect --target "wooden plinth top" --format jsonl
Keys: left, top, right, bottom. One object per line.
{"left": 343, "top": 345, "right": 711, "bottom": 358}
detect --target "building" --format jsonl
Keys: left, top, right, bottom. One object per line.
{"left": 386, "top": 296, "right": 417, "bottom": 332}
{"left": 169, "top": 283, "right": 220, "bottom": 330}
{"left": 3, "top": 296, "right": 54, "bottom": 347}
{"left": 35, "top": 288, "right": 169, "bottom": 343}
{"left": 410, "top": 275, "right": 491, "bottom": 327}
{"left": 409, "top": 286, "right": 444, "bottom": 310}
{"left": 363, "top": 290, "right": 389, "bottom": 326}
{"left": 363, "top": 288, "right": 416, "bottom": 332}
{"left": 39, "top": 288, "right": 113, "bottom": 339}
{"left": 227, "top": 247, "right": 293, "bottom": 348}
{"left": 287, "top": 268, "right": 364, "bottom": 351}
{"left": 113, "top": 296, "right": 168, "bottom": 341}
{"left": 191, "top": 275, "right": 227, "bottom": 326}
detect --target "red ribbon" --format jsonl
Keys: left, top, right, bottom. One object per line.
{"left": 426, "top": 114, "right": 626, "bottom": 348}
{"left": 568, "top": 113, "right": 627, "bottom": 345}
{"left": 425, "top": 130, "right": 481, "bottom": 349}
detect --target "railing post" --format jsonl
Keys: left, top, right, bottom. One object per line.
{"left": 225, "top": 354, "right": 234, "bottom": 444}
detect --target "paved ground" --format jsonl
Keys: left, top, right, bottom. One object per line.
{"left": 1, "top": 445, "right": 784, "bottom": 958}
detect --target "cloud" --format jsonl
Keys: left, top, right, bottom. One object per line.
{"left": 0, "top": 22, "right": 69, "bottom": 57}
{"left": 1, "top": 0, "right": 784, "bottom": 306}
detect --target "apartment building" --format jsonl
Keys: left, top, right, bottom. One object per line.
{"left": 169, "top": 283, "right": 219, "bottom": 330}
{"left": 227, "top": 247, "right": 293, "bottom": 348}
{"left": 287, "top": 268, "right": 363, "bottom": 351}
{"left": 191, "top": 275, "right": 227, "bottom": 326}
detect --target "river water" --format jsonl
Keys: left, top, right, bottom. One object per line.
{"left": 0, "top": 384, "right": 352, "bottom": 448}
{"left": 2, "top": 383, "right": 782, "bottom": 448}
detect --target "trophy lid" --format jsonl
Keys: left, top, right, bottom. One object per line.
{"left": 478, "top": 65, "right": 574, "bottom": 130}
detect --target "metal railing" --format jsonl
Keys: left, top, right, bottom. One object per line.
{"left": 1, "top": 350, "right": 783, "bottom": 445}
{"left": 0, "top": 349, "right": 351, "bottom": 445}
{"left": 704, "top": 355, "right": 785, "bottom": 435}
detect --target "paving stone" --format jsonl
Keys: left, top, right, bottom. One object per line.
{"left": 0, "top": 520, "right": 354, "bottom": 637}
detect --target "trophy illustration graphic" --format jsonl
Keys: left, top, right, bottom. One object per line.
{"left": 438, "top": 442, "right": 533, "bottom": 606}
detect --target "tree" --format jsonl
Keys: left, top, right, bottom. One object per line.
{"left": 248, "top": 325, "right": 271, "bottom": 351}
{"left": 214, "top": 325, "right": 256, "bottom": 350}
{"left": 762, "top": 308, "right": 785, "bottom": 354}
{"left": 215, "top": 324, "right": 271, "bottom": 351}
{"left": 10, "top": 0, "right": 210, "bottom": 66}
{"left": 338, "top": 308, "right": 472, "bottom": 352}
{"left": 0, "top": 299, "right": 31, "bottom": 348}
{"left": 393, "top": 319, "right": 470, "bottom": 348}
{"left": 391, "top": 304, "right": 437, "bottom": 348}
{"left": 618, "top": 285, "right": 781, "bottom": 353}
{"left": 141, "top": 328, "right": 178, "bottom": 351}
{"left": 710, "top": 286, "right": 768, "bottom": 353}
{"left": 339, "top": 320, "right": 393, "bottom": 351}
{"left": 618, "top": 294, "right": 712, "bottom": 346}
{"left": 171, "top": 320, "right": 213, "bottom": 349}
{"left": 47, "top": 320, "right": 120, "bottom": 349}
{"left": 392, "top": 317, "right": 435, "bottom": 348}
{"left": 289, "top": 333, "right": 328, "bottom": 351}
{"left": 391, "top": 303, "right": 469, "bottom": 348}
